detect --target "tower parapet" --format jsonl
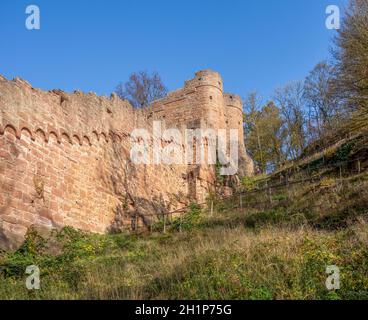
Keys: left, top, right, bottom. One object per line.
{"left": 224, "top": 93, "right": 242, "bottom": 112}
{"left": 223, "top": 93, "right": 254, "bottom": 177}
{"left": 224, "top": 93, "right": 244, "bottom": 140}
{"left": 151, "top": 69, "right": 225, "bottom": 129}
{"left": 185, "top": 69, "right": 224, "bottom": 93}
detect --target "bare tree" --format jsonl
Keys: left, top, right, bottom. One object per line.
{"left": 274, "top": 81, "right": 307, "bottom": 159}
{"left": 303, "top": 62, "right": 342, "bottom": 140}
{"left": 334, "top": 0, "right": 368, "bottom": 108}
{"left": 333, "top": 0, "right": 368, "bottom": 131}
{"left": 244, "top": 92, "right": 265, "bottom": 172}
{"left": 115, "top": 71, "right": 168, "bottom": 108}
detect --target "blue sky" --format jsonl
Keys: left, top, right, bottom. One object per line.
{"left": 0, "top": 0, "right": 347, "bottom": 101}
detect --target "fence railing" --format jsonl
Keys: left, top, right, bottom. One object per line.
{"left": 127, "top": 155, "right": 367, "bottom": 234}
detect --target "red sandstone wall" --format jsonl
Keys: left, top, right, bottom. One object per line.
{"left": 224, "top": 94, "right": 255, "bottom": 176}
{"left": 0, "top": 76, "right": 191, "bottom": 250}
{"left": 0, "top": 70, "right": 253, "bottom": 250}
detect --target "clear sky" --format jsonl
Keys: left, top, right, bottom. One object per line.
{"left": 0, "top": 0, "right": 347, "bottom": 101}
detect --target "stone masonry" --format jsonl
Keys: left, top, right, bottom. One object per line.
{"left": 0, "top": 69, "right": 254, "bottom": 250}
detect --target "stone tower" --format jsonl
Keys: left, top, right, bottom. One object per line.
{"left": 151, "top": 69, "right": 254, "bottom": 176}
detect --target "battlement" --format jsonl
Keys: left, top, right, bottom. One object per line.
{"left": 224, "top": 93, "right": 242, "bottom": 112}
{"left": 0, "top": 75, "right": 153, "bottom": 144}
{"left": 185, "top": 69, "right": 224, "bottom": 92}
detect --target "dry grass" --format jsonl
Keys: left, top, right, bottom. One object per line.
{"left": 0, "top": 175, "right": 367, "bottom": 300}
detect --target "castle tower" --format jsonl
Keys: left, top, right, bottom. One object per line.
{"left": 224, "top": 93, "right": 254, "bottom": 176}
{"left": 150, "top": 69, "right": 254, "bottom": 177}
{"left": 188, "top": 69, "right": 226, "bottom": 130}
{"left": 224, "top": 93, "right": 245, "bottom": 152}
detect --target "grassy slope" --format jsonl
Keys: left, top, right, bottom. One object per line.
{"left": 0, "top": 173, "right": 367, "bottom": 300}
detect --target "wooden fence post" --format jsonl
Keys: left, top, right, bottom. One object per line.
{"left": 268, "top": 185, "right": 272, "bottom": 204}
{"left": 163, "top": 214, "right": 166, "bottom": 234}
{"left": 210, "top": 201, "right": 214, "bottom": 217}
{"left": 307, "top": 164, "right": 310, "bottom": 179}
{"left": 179, "top": 211, "right": 182, "bottom": 233}
{"left": 286, "top": 174, "right": 291, "bottom": 199}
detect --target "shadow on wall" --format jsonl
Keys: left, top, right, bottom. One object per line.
{"left": 106, "top": 137, "right": 187, "bottom": 233}
{"left": 110, "top": 137, "right": 161, "bottom": 231}
{"left": 0, "top": 134, "right": 21, "bottom": 250}
{"left": 0, "top": 130, "right": 60, "bottom": 251}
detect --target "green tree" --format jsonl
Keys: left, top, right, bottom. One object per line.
{"left": 244, "top": 94, "right": 286, "bottom": 173}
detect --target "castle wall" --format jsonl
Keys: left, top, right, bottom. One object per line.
{"left": 0, "top": 70, "right": 253, "bottom": 250}
{"left": 0, "top": 77, "right": 190, "bottom": 250}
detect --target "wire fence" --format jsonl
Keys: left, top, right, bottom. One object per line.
{"left": 126, "top": 153, "right": 367, "bottom": 235}
{"left": 266, "top": 132, "right": 367, "bottom": 178}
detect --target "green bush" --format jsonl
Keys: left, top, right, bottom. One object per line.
{"left": 17, "top": 227, "right": 46, "bottom": 257}
{"left": 171, "top": 203, "right": 202, "bottom": 232}
{"left": 241, "top": 176, "right": 257, "bottom": 191}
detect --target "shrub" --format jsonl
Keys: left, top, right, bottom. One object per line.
{"left": 241, "top": 176, "right": 257, "bottom": 191}
{"left": 171, "top": 203, "right": 202, "bottom": 232}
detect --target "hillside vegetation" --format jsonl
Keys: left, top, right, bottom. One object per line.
{"left": 0, "top": 165, "right": 367, "bottom": 299}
